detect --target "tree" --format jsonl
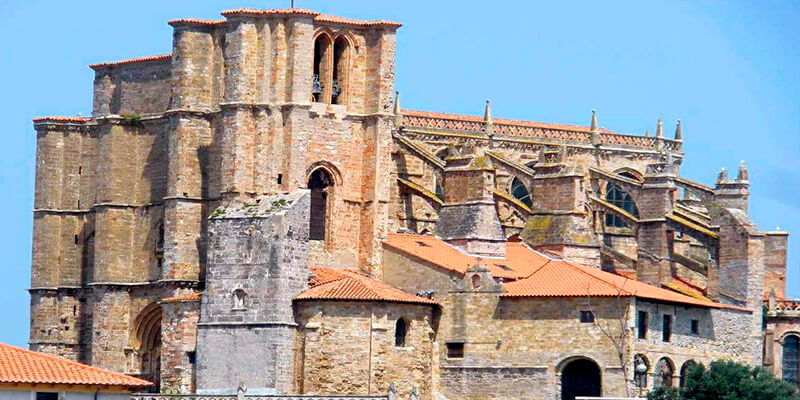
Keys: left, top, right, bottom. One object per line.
{"left": 648, "top": 361, "right": 800, "bottom": 400}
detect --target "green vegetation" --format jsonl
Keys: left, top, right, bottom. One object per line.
{"left": 120, "top": 113, "right": 143, "bottom": 127}
{"left": 648, "top": 361, "right": 799, "bottom": 400}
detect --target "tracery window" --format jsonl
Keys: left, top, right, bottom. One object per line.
{"left": 511, "top": 177, "right": 532, "bottom": 208}
{"left": 604, "top": 183, "right": 639, "bottom": 228}
{"left": 784, "top": 335, "right": 799, "bottom": 386}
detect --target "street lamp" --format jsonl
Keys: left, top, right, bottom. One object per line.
{"left": 634, "top": 356, "right": 649, "bottom": 396}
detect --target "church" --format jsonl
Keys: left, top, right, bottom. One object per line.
{"left": 29, "top": 7, "right": 799, "bottom": 400}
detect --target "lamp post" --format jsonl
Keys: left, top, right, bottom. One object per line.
{"left": 634, "top": 357, "right": 648, "bottom": 397}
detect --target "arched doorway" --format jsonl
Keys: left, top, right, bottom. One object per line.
{"left": 132, "top": 304, "right": 162, "bottom": 392}
{"left": 561, "top": 358, "right": 601, "bottom": 400}
{"left": 308, "top": 168, "right": 333, "bottom": 241}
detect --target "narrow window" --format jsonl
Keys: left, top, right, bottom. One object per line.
{"left": 74, "top": 234, "right": 78, "bottom": 245}
{"left": 579, "top": 310, "right": 595, "bottom": 323}
{"left": 394, "top": 318, "right": 407, "bottom": 347}
{"left": 312, "top": 34, "right": 332, "bottom": 103}
{"left": 637, "top": 311, "right": 648, "bottom": 339}
{"left": 510, "top": 177, "right": 533, "bottom": 208}
{"left": 156, "top": 222, "right": 165, "bottom": 251}
{"left": 308, "top": 168, "right": 333, "bottom": 240}
{"left": 662, "top": 314, "right": 672, "bottom": 342}
{"left": 277, "top": 173, "right": 283, "bottom": 185}
{"left": 783, "top": 335, "right": 799, "bottom": 385}
{"left": 332, "top": 36, "right": 348, "bottom": 105}
{"left": 446, "top": 342, "right": 464, "bottom": 358}
{"left": 186, "top": 351, "right": 196, "bottom": 364}
{"left": 37, "top": 393, "right": 59, "bottom": 400}
{"left": 690, "top": 319, "right": 699, "bottom": 335}
{"left": 78, "top": 166, "right": 82, "bottom": 175}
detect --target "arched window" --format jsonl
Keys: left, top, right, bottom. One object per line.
{"left": 680, "top": 360, "right": 697, "bottom": 387}
{"left": 605, "top": 183, "right": 639, "bottom": 228}
{"left": 332, "top": 36, "right": 349, "bottom": 105}
{"left": 783, "top": 335, "right": 799, "bottom": 386}
{"left": 395, "top": 318, "right": 408, "bottom": 347}
{"left": 655, "top": 357, "right": 675, "bottom": 388}
{"left": 471, "top": 274, "right": 482, "bottom": 289}
{"left": 309, "top": 169, "right": 333, "bottom": 240}
{"left": 312, "top": 34, "right": 332, "bottom": 103}
{"left": 232, "top": 289, "right": 247, "bottom": 310}
{"left": 633, "top": 354, "right": 649, "bottom": 389}
{"left": 511, "top": 177, "right": 532, "bottom": 208}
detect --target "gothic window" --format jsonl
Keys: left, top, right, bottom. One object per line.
{"left": 312, "top": 34, "right": 332, "bottom": 103}
{"left": 604, "top": 183, "right": 639, "bottom": 228}
{"left": 332, "top": 36, "right": 349, "bottom": 105}
{"left": 679, "top": 360, "right": 697, "bottom": 387}
{"left": 395, "top": 318, "right": 408, "bottom": 347}
{"left": 510, "top": 177, "right": 532, "bottom": 208}
{"left": 309, "top": 168, "right": 333, "bottom": 240}
{"left": 655, "top": 357, "right": 675, "bottom": 388}
{"left": 233, "top": 289, "right": 247, "bottom": 310}
{"left": 784, "top": 335, "right": 799, "bottom": 386}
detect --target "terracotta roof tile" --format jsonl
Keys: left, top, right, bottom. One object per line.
{"left": 384, "top": 233, "right": 548, "bottom": 279}
{"left": 161, "top": 293, "right": 202, "bottom": 303}
{"left": 219, "top": 8, "right": 401, "bottom": 28}
{"left": 89, "top": 54, "right": 171, "bottom": 70}
{"left": 32, "top": 116, "right": 92, "bottom": 123}
{"left": 385, "top": 233, "right": 750, "bottom": 311}
{"left": 0, "top": 342, "right": 152, "bottom": 388}
{"left": 168, "top": 18, "right": 226, "bottom": 27}
{"left": 296, "top": 267, "right": 437, "bottom": 305}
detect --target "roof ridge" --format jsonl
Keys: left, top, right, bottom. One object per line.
{"left": 0, "top": 342, "right": 151, "bottom": 386}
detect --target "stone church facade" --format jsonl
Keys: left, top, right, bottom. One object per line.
{"left": 29, "top": 7, "right": 798, "bottom": 400}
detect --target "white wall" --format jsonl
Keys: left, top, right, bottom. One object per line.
{"left": 0, "top": 389, "right": 130, "bottom": 400}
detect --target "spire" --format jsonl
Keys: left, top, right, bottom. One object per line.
{"left": 590, "top": 109, "right": 598, "bottom": 132}
{"left": 737, "top": 160, "right": 748, "bottom": 181}
{"left": 674, "top": 119, "right": 682, "bottom": 141}
{"left": 717, "top": 167, "right": 728, "bottom": 184}
{"left": 393, "top": 91, "right": 402, "bottom": 127}
{"left": 483, "top": 99, "right": 494, "bottom": 136}
{"left": 645, "top": 129, "right": 650, "bottom": 137}
{"left": 656, "top": 119, "right": 663, "bottom": 138}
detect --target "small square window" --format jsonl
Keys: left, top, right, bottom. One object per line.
{"left": 637, "top": 311, "right": 648, "bottom": 339}
{"left": 690, "top": 319, "right": 699, "bottom": 335}
{"left": 37, "top": 393, "right": 59, "bottom": 400}
{"left": 187, "top": 350, "right": 196, "bottom": 364}
{"left": 446, "top": 342, "right": 464, "bottom": 359}
{"left": 579, "top": 310, "right": 595, "bottom": 323}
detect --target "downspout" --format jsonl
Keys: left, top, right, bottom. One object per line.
{"left": 93, "top": 386, "right": 100, "bottom": 400}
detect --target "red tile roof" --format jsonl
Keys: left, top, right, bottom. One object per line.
{"left": 384, "top": 233, "right": 549, "bottom": 280}
{"left": 402, "top": 109, "right": 617, "bottom": 134}
{"left": 89, "top": 54, "right": 171, "bottom": 70}
{"left": 32, "top": 116, "right": 92, "bottom": 123}
{"left": 295, "top": 267, "right": 437, "bottom": 305}
{"left": 218, "top": 8, "right": 402, "bottom": 28}
{"left": 167, "top": 18, "right": 226, "bottom": 27}
{"left": 384, "top": 233, "right": 750, "bottom": 311}
{"left": 161, "top": 293, "right": 202, "bottom": 303}
{"left": 0, "top": 343, "right": 152, "bottom": 388}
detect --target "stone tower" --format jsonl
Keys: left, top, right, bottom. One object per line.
{"left": 195, "top": 191, "right": 309, "bottom": 394}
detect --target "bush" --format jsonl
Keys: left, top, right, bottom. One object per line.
{"left": 648, "top": 360, "right": 799, "bottom": 400}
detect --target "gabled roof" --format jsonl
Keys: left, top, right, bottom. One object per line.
{"left": 295, "top": 267, "right": 437, "bottom": 306}
{"left": 0, "top": 343, "right": 152, "bottom": 388}
{"left": 384, "top": 233, "right": 750, "bottom": 311}
{"left": 384, "top": 233, "right": 548, "bottom": 280}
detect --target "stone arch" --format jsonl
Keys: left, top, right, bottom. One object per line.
{"left": 613, "top": 167, "right": 644, "bottom": 182}
{"left": 782, "top": 334, "right": 799, "bottom": 385}
{"left": 509, "top": 176, "right": 532, "bottom": 208}
{"left": 558, "top": 356, "right": 602, "bottom": 400}
{"left": 655, "top": 357, "right": 675, "bottom": 388}
{"left": 679, "top": 359, "right": 697, "bottom": 388}
{"left": 232, "top": 288, "right": 247, "bottom": 310}
{"left": 331, "top": 33, "right": 353, "bottom": 105}
{"left": 307, "top": 164, "right": 340, "bottom": 241}
{"left": 633, "top": 353, "right": 650, "bottom": 388}
{"left": 131, "top": 303, "right": 162, "bottom": 391}
{"left": 312, "top": 32, "right": 333, "bottom": 102}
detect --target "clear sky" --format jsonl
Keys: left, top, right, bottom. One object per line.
{"left": 0, "top": 0, "right": 798, "bottom": 349}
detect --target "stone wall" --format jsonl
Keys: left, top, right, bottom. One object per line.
{"left": 161, "top": 298, "right": 200, "bottom": 393}
{"left": 196, "top": 191, "right": 310, "bottom": 394}
{"left": 294, "top": 301, "right": 435, "bottom": 400}
{"left": 92, "top": 59, "right": 173, "bottom": 117}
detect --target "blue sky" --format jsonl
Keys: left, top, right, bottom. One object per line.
{"left": 0, "top": 1, "right": 797, "bottom": 348}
